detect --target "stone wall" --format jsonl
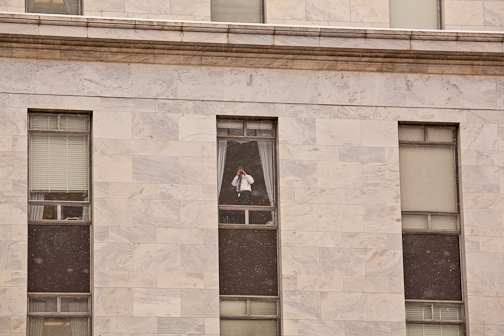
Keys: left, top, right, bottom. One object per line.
{"left": 1, "top": 15, "right": 504, "bottom": 336}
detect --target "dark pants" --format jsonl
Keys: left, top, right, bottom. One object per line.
{"left": 234, "top": 190, "right": 251, "bottom": 224}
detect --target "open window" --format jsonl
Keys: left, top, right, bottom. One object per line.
{"left": 217, "top": 118, "right": 279, "bottom": 336}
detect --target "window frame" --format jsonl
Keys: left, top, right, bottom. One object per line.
{"left": 399, "top": 123, "right": 466, "bottom": 334}
{"left": 28, "top": 112, "right": 91, "bottom": 225}
{"left": 217, "top": 117, "right": 280, "bottom": 335}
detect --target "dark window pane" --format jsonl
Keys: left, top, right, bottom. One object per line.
{"left": 218, "top": 140, "right": 274, "bottom": 206}
{"left": 28, "top": 225, "right": 90, "bottom": 293}
{"left": 403, "top": 234, "right": 462, "bottom": 300}
{"left": 219, "top": 229, "right": 277, "bottom": 296}
{"left": 27, "top": 0, "right": 80, "bottom": 15}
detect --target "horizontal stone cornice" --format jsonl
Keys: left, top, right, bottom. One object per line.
{"left": 1, "top": 12, "right": 504, "bottom": 75}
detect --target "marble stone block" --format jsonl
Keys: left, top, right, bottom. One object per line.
{"left": 462, "top": 165, "right": 500, "bottom": 193}
{"left": 343, "top": 276, "right": 389, "bottom": 293}
{"left": 133, "top": 156, "right": 180, "bottom": 184}
{"left": 341, "top": 233, "right": 388, "bottom": 249}
{"left": 179, "top": 200, "right": 217, "bottom": 228}
{"left": 283, "top": 291, "right": 321, "bottom": 319}
{"left": 223, "top": 68, "right": 270, "bottom": 102}
{"left": 85, "top": 0, "right": 124, "bottom": 12}
{"left": 35, "top": 61, "right": 85, "bottom": 96}
{"left": 11, "top": 315, "right": 25, "bottom": 333}
{"left": 179, "top": 114, "right": 215, "bottom": 142}
{"left": 282, "top": 247, "right": 320, "bottom": 275}
{"left": 318, "top": 204, "right": 364, "bottom": 232}
{"left": 366, "top": 293, "right": 404, "bottom": 321}
{"left": 94, "top": 243, "right": 134, "bottom": 272}
{"left": 133, "top": 199, "right": 180, "bottom": 228}
{"left": 364, "top": 206, "right": 401, "bottom": 233}
{"left": 94, "top": 155, "right": 132, "bottom": 183}
{"left": 108, "top": 140, "right": 155, "bottom": 156}
{"left": 280, "top": 160, "right": 318, "bottom": 187}
{"left": 267, "top": 0, "right": 305, "bottom": 20}
{"left": 109, "top": 227, "right": 156, "bottom": 243}
{"left": 464, "top": 209, "right": 503, "bottom": 237}
{"left": 362, "top": 163, "right": 399, "bottom": 189}
{"left": 320, "top": 292, "right": 367, "bottom": 321}
{"left": 404, "top": 74, "right": 450, "bottom": 108}
{"left": 157, "top": 228, "right": 204, "bottom": 244}
{"left": 466, "top": 252, "right": 504, "bottom": 280}
{"left": 94, "top": 287, "right": 134, "bottom": 316}
{"left": 109, "top": 183, "right": 157, "bottom": 199}
{"left": 445, "top": 1, "right": 484, "bottom": 26}
{"left": 180, "top": 245, "right": 218, "bottom": 273}
{"left": 133, "top": 243, "right": 179, "bottom": 272}
{"left": 0, "top": 316, "right": 10, "bottom": 332}
{"left": 294, "top": 187, "right": 340, "bottom": 204}
{"left": 341, "top": 188, "right": 400, "bottom": 206}
{"left": 109, "top": 271, "right": 156, "bottom": 288}
{"left": 94, "top": 198, "right": 133, "bottom": 227}
{"left": 178, "top": 66, "right": 224, "bottom": 100}
{"left": 82, "top": 62, "right": 132, "bottom": 97}
{"left": 461, "top": 123, "right": 498, "bottom": 150}
{"left": 280, "top": 203, "right": 319, "bottom": 231}
{"left": 0, "top": 287, "right": 25, "bottom": 315}
{"left": 295, "top": 231, "right": 342, "bottom": 248}
{"left": 339, "top": 146, "right": 385, "bottom": 162}
{"left": 155, "top": 141, "right": 202, "bottom": 157}
{"left": 158, "top": 272, "right": 205, "bottom": 288}
{"left": 279, "top": 117, "right": 316, "bottom": 145}
{"left": 468, "top": 296, "right": 504, "bottom": 325}
{"left": 317, "top": 161, "right": 362, "bottom": 189}
{"left": 269, "top": 69, "right": 317, "bottom": 104}
{"left": 101, "top": 97, "right": 157, "bottom": 112}
{"left": 361, "top": 120, "right": 398, "bottom": 148}
{"left": 131, "top": 64, "right": 177, "bottom": 98}
{"left": 320, "top": 248, "right": 365, "bottom": 276}
{"left": 293, "top": 145, "right": 339, "bottom": 162}
{"left": 157, "top": 317, "right": 205, "bottom": 334}
{"left": 296, "top": 275, "right": 343, "bottom": 292}
{"left": 132, "top": 112, "right": 178, "bottom": 140}
{"left": 315, "top": 71, "right": 359, "bottom": 105}
{"left": 316, "top": 119, "right": 361, "bottom": 146}
{"left": 360, "top": 72, "right": 406, "bottom": 107}
{"left": 365, "top": 249, "right": 403, "bottom": 277}
{"left": 344, "top": 321, "right": 391, "bottom": 336}
{"left": 180, "top": 289, "right": 219, "bottom": 317}
{"left": 179, "top": 157, "right": 217, "bottom": 185}
{"left": 0, "top": 152, "right": 27, "bottom": 180}
{"left": 109, "top": 316, "right": 157, "bottom": 334}
{"left": 0, "top": 198, "right": 25, "bottom": 225}
{"left": 351, "top": 0, "right": 388, "bottom": 23}
{"left": 298, "top": 319, "right": 345, "bottom": 336}
{"left": 134, "top": 288, "right": 181, "bottom": 317}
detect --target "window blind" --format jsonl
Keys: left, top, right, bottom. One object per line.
{"left": 30, "top": 133, "right": 89, "bottom": 193}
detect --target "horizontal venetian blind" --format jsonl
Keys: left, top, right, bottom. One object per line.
{"left": 30, "top": 133, "right": 89, "bottom": 193}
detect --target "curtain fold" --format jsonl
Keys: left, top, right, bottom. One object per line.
{"left": 69, "top": 300, "right": 89, "bottom": 336}
{"left": 28, "top": 300, "right": 46, "bottom": 336}
{"left": 217, "top": 140, "right": 228, "bottom": 198}
{"left": 257, "top": 133, "right": 274, "bottom": 206}
{"left": 29, "top": 192, "right": 45, "bottom": 220}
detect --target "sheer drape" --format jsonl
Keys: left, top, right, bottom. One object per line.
{"left": 29, "top": 192, "right": 45, "bottom": 220}
{"left": 218, "top": 140, "right": 228, "bottom": 198}
{"left": 69, "top": 300, "right": 88, "bottom": 336}
{"left": 257, "top": 135, "right": 274, "bottom": 206}
{"left": 28, "top": 301, "right": 46, "bottom": 336}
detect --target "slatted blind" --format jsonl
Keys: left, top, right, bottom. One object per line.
{"left": 29, "top": 115, "right": 89, "bottom": 193}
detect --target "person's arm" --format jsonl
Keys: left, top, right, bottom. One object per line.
{"left": 245, "top": 174, "right": 254, "bottom": 184}
{"left": 231, "top": 175, "right": 239, "bottom": 186}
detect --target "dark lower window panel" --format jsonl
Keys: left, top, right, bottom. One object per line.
{"left": 219, "top": 229, "right": 278, "bottom": 296}
{"left": 28, "top": 225, "right": 90, "bottom": 293}
{"left": 403, "top": 234, "right": 462, "bottom": 301}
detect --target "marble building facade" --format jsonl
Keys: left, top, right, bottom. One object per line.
{"left": 1, "top": 4, "right": 504, "bottom": 336}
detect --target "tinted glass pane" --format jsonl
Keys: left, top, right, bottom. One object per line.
{"left": 218, "top": 140, "right": 274, "bottom": 206}
{"left": 29, "top": 298, "right": 57, "bottom": 312}
{"left": 28, "top": 317, "right": 88, "bottom": 336}
{"left": 403, "top": 234, "right": 461, "bottom": 300}
{"left": 27, "top": 0, "right": 80, "bottom": 15}
{"left": 250, "top": 301, "right": 277, "bottom": 315}
{"left": 406, "top": 303, "right": 433, "bottom": 320}
{"left": 221, "top": 320, "right": 277, "bottom": 336}
{"left": 61, "top": 298, "right": 89, "bottom": 312}
{"left": 28, "top": 225, "right": 90, "bottom": 293}
{"left": 434, "top": 305, "right": 463, "bottom": 321}
{"left": 219, "top": 229, "right": 277, "bottom": 296}
{"left": 390, "top": 0, "right": 438, "bottom": 29}
{"left": 427, "top": 127, "right": 455, "bottom": 143}
{"left": 399, "top": 146, "right": 457, "bottom": 212}
{"left": 402, "top": 215, "right": 428, "bottom": 230}
{"left": 399, "top": 126, "right": 424, "bottom": 142}
{"left": 212, "top": 0, "right": 262, "bottom": 23}
{"left": 220, "top": 300, "right": 247, "bottom": 315}
{"left": 406, "top": 323, "right": 463, "bottom": 336}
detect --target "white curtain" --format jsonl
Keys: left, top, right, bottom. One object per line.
{"left": 217, "top": 140, "right": 228, "bottom": 197}
{"left": 29, "top": 192, "right": 45, "bottom": 220}
{"left": 69, "top": 299, "right": 89, "bottom": 336}
{"left": 28, "top": 300, "right": 46, "bottom": 336}
{"left": 257, "top": 134, "right": 274, "bottom": 206}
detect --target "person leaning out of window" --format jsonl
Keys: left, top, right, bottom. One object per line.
{"left": 231, "top": 166, "right": 254, "bottom": 205}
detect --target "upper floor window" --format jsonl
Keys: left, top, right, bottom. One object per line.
{"left": 399, "top": 124, "right": 465, "bottom": 336}
{"left": 217, "top": 118, "right": 279, "bottom": 336}
{"left": 26, "top": 0, "right": 81, "bottom": 15}
{"left": 390, "top": 0, "right": 440, "bottom": 29}
{"left": 28, "top": 112, "right": 91, "bottom": 336}
{"left": 211, "top": 0, "right": 263, "bottom": 23}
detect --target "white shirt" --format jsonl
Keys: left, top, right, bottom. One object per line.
{"left": 231, "top": 174, "right": 254, "bottom": 192}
